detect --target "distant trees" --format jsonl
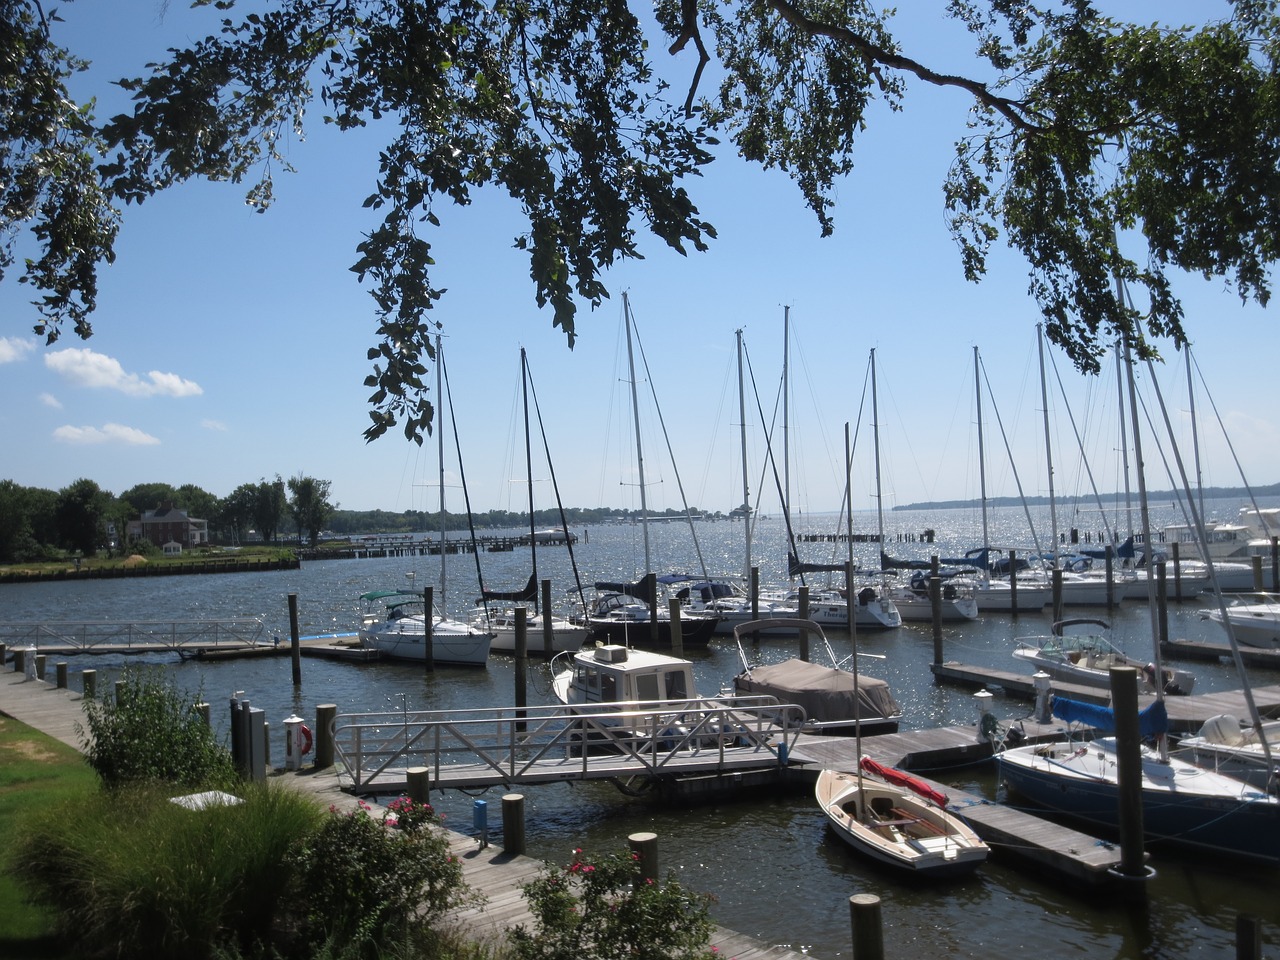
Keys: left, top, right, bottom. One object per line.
{"left": 251, "top": 477, "right": 288, "bottom": 545}
{"left": 287, "top": 474, "right": 337, "bottom": 547}
{"left": 54, "top": 478, "right": 111, "bottom": 556}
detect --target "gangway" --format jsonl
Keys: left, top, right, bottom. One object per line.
{"left": 332, "top": 697, "right": 806, "bottom": 795}
{"left": 0, "top": 619, "right": 268, "bottom": 656}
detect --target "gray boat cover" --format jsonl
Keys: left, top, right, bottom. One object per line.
{"left": 736, "top": 660, "right": 901, "bottom": 723}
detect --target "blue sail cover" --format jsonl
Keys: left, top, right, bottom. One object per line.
{"left": 1051, "top": 696, "right": 1169, "bottom": 737}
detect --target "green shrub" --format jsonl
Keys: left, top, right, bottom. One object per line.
{"left": 11, "top": 782, "right": 324, "bottom": 960}
{"left": 283, "top": 799, "right": 472, "bottom": 959}
{"left": 79, "top": 665, "right": 237, "bottom": 790}
{"left": 510, "top": 848, "right": 717, "bottom": 960}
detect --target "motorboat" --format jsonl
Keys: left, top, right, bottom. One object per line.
{"left": 358, "top": 590, "right": 493, "bottom": 667}
{"left": 585, "top": 581, "right": 722, "bottom": 648}
{"left": 1204, "top": 595, "right": 1280, "bottom": 649}
{"left": 996, "top": 698, "right": 1280, "bottom": 864}
{"left": 1011, "top": 618, "right": 1195, "bottom": 696}
{"left": 816, "top": 759, "right": 988, "bottom": 877}
{"left": 732, "top": 618, "right": 902, "bottom": 735}
{"left": 1176, "top": 714, "right": 1280, "bottom": 792}
{"left": 474, "top": 604, "right": 590, "bottom": 657}
{"left": 552, "top": 642, "right": 698, "bottom": 709}
{"left": 667, "top": 576, "right": 800, "bottom": 636}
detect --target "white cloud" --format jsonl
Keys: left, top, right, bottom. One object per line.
{"left": 0, "top": 337, "right": 35, "bottom": 364}
{"left": 45, "top": 347, "right": 203, "bottom": 397}
{"left": 39, "top": 392, "right": 63, "bottom": 409}
{"left": 52, "top": 423, "right": 162, "bottom": 446}
{"left": 201, "top": 418, "right": 229, "bottom": 432}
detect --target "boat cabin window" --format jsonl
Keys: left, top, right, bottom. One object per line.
{"left": 575, "top": 664, "right": 601, "bottom": 700}
{"left": 600, "top": 673, "right": 617, "bottom": 702}
{"left": 664, "top": 670, "right": 689, "bottom": 701}
{"left": 634, "top": 673, "right": 660, "bottom": 701}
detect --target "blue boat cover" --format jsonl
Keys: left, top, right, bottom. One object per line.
{"left": 1051, "top": 696, "right": 1169, "bottom": 737}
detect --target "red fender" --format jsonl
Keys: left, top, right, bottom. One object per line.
{"left": 300, "top": 723, "right": 313, "bottom": 756}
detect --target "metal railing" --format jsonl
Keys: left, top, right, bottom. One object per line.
{"left": 0, "top": 619, "right": 268, "bottom": 653}
{"left": 332, "top": 696, "right": 806, "bottom": 792}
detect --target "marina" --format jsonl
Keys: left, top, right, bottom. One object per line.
{"left": 2, "top": 502, "right": 1279, "bottom": 957}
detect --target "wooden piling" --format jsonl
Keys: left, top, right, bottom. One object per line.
{"left": 314, "top": 703, "right": 336, "bottom": 768}
{"left": 798, "top": 587, "right": 809, "bottom": 662}
{"left": 502, "top": 793, "right": 526, "bottom": 856}
{"left": 1252, "top": 556, "right": 1265, "bottom": 592}
{"left": 515, "top": 608, "right": 528, "bottom": 733}
{"left": 646, "top": 573, "right": 659, "bottom": 649}
{"left": 1156, "top": 562, "right": 1169, "bottom": 648}
{"left": 34, "top": 654, "right": 46, "bottom": 682}
{"left": 1052, "top": 568, "right": 1064, "bottom": 623}
{"left": 849, "top": 894, "right": 884, "bottom": 960}
{"left": 629, "top": 831, "right": 659, "bottom": 885}
{"left": 406, "top": 767, "right": 431, "bottom": 803}
{"left": 12, "top": 647, "right": 25, "bottom": 675}
{"left": 288, "top": 593, "right": 302, "bottom": 686}
{"left": 1110, "top": 665, "right": 1147, "bottom": 885}
{"left": 82, "top": 668, "right": 96, "bottom": 699}
{"left": 668, "top": 599, "right": 684, "bottom": 658}
{"left": 1171, "top": 543, "right": 1183, "bottom": 602}
{"left": 1236, "top": 913, "right": 1261, "bottom": 960}
{"left": 423, "top": 586, "right": 435, "bottom": 672}
{"left": 55, "top": 661, "right": 67, "bottom": 689}
{"left": 1009, "top": 550, "right": 1019, "bottom": 614}
{"left": 1105, "top": 546, "right": 1115, "bottom": 609}
{"left": 541, "top": 579, "right": 554, "bottom": 658}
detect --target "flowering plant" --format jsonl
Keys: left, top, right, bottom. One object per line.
{"left": 383, "top": 794, "right": 436, "bottom": 832}
{"left": 511, "top": 847, "right": 720, "bottom": 960}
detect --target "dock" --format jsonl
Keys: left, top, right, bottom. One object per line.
{"left": 0, "top": 669, "right": 810, "bottom": 960}
{"left": 788, "top": 725, "right": 1129, "bottom": 886}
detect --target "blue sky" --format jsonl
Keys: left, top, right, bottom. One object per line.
{"left": 1, "top": 1, "right": 1275, "bottom": 519}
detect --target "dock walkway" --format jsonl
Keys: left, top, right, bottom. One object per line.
{"left": 0, "top": 670, "right": 812, "bottom": 960}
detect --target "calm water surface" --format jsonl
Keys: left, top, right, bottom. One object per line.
{"left": 4, "top": 502, "right": 1278, "bottom": 957}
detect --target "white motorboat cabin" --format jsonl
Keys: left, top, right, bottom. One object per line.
{"left": 554, "top": 644, "right": 697, "bottom": 707}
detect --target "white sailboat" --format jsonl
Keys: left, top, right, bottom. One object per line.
{"left": 359, "top": 335, "right": 493, "bottom": 667}
{"left": 473, "top": 349, "right": 590, "bottom": 656}
{"left": 997, "top": 317, "right": 1280, "bottom": 865}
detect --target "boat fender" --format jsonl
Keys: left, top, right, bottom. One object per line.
{"left": 300, "top": 724, "right": 313, "bottom": 756}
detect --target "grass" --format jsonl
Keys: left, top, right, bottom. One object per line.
{"left": 0, "top": 545, "right": 296, "bottom": 579}
{"left": 0, "top": 715, "right": 97, "bottom": 958}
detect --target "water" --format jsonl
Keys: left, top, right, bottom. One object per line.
{"left": 4, "top": 500, "right": 1278, "bottom": 957}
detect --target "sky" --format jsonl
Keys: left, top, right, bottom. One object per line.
{"left": 2, "top": 1, "right": 1276, "bottom": 521}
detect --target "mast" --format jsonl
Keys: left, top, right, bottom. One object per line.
{"left": 1114, "top": 339, "right": 1135, "bottom": 540}
{"left": 1037, "top": 324, "right": 1059, "bottom": 568}
{"left": 436, "top": 332, "right": 446, "bottom": 617}
{"left": 783, "top": 305, "right": 791, "bottom": 527}
{"left": 521, "top": 348, "right": 538, "bottom": 615}
{"left": 871, "top": 349, "right": 886, "bottom": 581}
{"left": 1186, "top": 346, "right": 1204, "bottom": 524}
{"left": 974, "top": 346, "right": 991, "bottom": 586}
{"left": 850, "top": 419, "right": 864, "bottom": 820}
{"left": 623, "top": 293, "right": 652, "bottom": 575}
{"left": 736, "top": 328, "right": 751, "bottom": 580}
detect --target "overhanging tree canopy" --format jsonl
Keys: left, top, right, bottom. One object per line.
{"left": 5, "top": 0, "right": 1278, "bottom": 440}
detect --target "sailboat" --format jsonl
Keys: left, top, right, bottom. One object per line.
{"left": 471, "top": 348, "right": 591, "bottom": 657}
{"left": 359, "top": 335, "right": 493, "bottom": 667}
{"left": 997, "top": 317, "right": 1280, "bottom": 865}
{"left": 864, "top": 349, "right": 979, "bottom": 622}
{"left": 816, "top": 758, "right": 989, "bottom": 876}
{"left": 584, "top": 294, "right": 722, "bottom": 647}
{"left": 771, "top": 312, "right": 900, "bottom": 630}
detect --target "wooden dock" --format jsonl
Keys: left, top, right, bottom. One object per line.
{"left": 788, "top": 726, "right": 1129, "bottom": 886}
{"left": 0, "top": 669, "right": 811, "bottom": 960}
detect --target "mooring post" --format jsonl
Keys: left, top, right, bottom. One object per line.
{"left": 541, "top": 578, "right": 554, "bottom": 658}
{"left": 314, "top": 703, "right": 336, "bottom": 768}
{"left": 1110, "top": 665, "right": 1149, "bottom": 889}
{"left": 1156, "top": 562, "right": 1169, "bottom": 651}
{"left": 288, "top": 592, "right": 302, "bottom": 686}
{"left": 1171, "top": 542, "right": 1183, "bottom": 602}
{"left": 406, "top": 766, "right": 431, "bottom": 803}
{"left": 1236, "top": 913, "right": 1261, "bottom": 960}
{"left": 798, "top": 586, "right": 810, "bottom": 661}
{"left": 423, "top": 586, "right": 435, "bottom": 672}
{"left": 515, "top": 607, "right": 528, "bottom": 733}
{"left": 751, "top": 566, "right": 760, "bottom": 631}
{"left": 849, "top": 894, "right": 885, "bottom": 960}
{"left": 502, "top": 794, "right": 526, "bottom": 855}
{"left": 55, "top": 661, "right": 67, "bottom": 689}
{"left": 12, "top": 647, "right": 24, "bottom": 675}
{"left": 1052, "top": 568, "right": 1064, "bottom": 623}
{"left": 1009, "top": 549, "right": 1019, "bottom": 614}
{"left": 1105, "top": 545, "right": 1115, "bottom": 608}
{"left": 34, "top": 654, "right": 46, "bottom": 682}
{"left": 668, "top": 598, "right": 684, "bottom": 657}
{"left": 82, "top": 668, "right": 96, "bottom": 699}
{"left": 629, "top": 831, "right": 659, "bottom": 886}
{"left": 646, "top": 573, "right": 659, "bottom": 648}
{"left": 1252, "top": 556, "right": 1265, "bottom": 593}
{"left": 196, "top": 702, "right": 211, "bottom": 726}
{"left": 0, "top": 643, "right": 6, "bottom": 668}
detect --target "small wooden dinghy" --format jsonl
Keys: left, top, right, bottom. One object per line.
{"left": 816, "top": 757, "right": 988, "bottom": 877}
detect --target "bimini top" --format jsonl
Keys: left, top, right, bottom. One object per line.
{"left": 1052, "top": 696, "right": 1169, "bottom": 737}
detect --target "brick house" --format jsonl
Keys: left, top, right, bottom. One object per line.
{"left": 126, "top": 503, "right": 209, "bottom": 550}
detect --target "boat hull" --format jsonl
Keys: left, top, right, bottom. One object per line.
{"left": 997, "top": 739, "right": 1280, "bottom": 864}
{"left": 359, "top": 618, "right": 492, "bottom": 667}
{"left": 586, "top": 613, "right": 721, "bottom": 648}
